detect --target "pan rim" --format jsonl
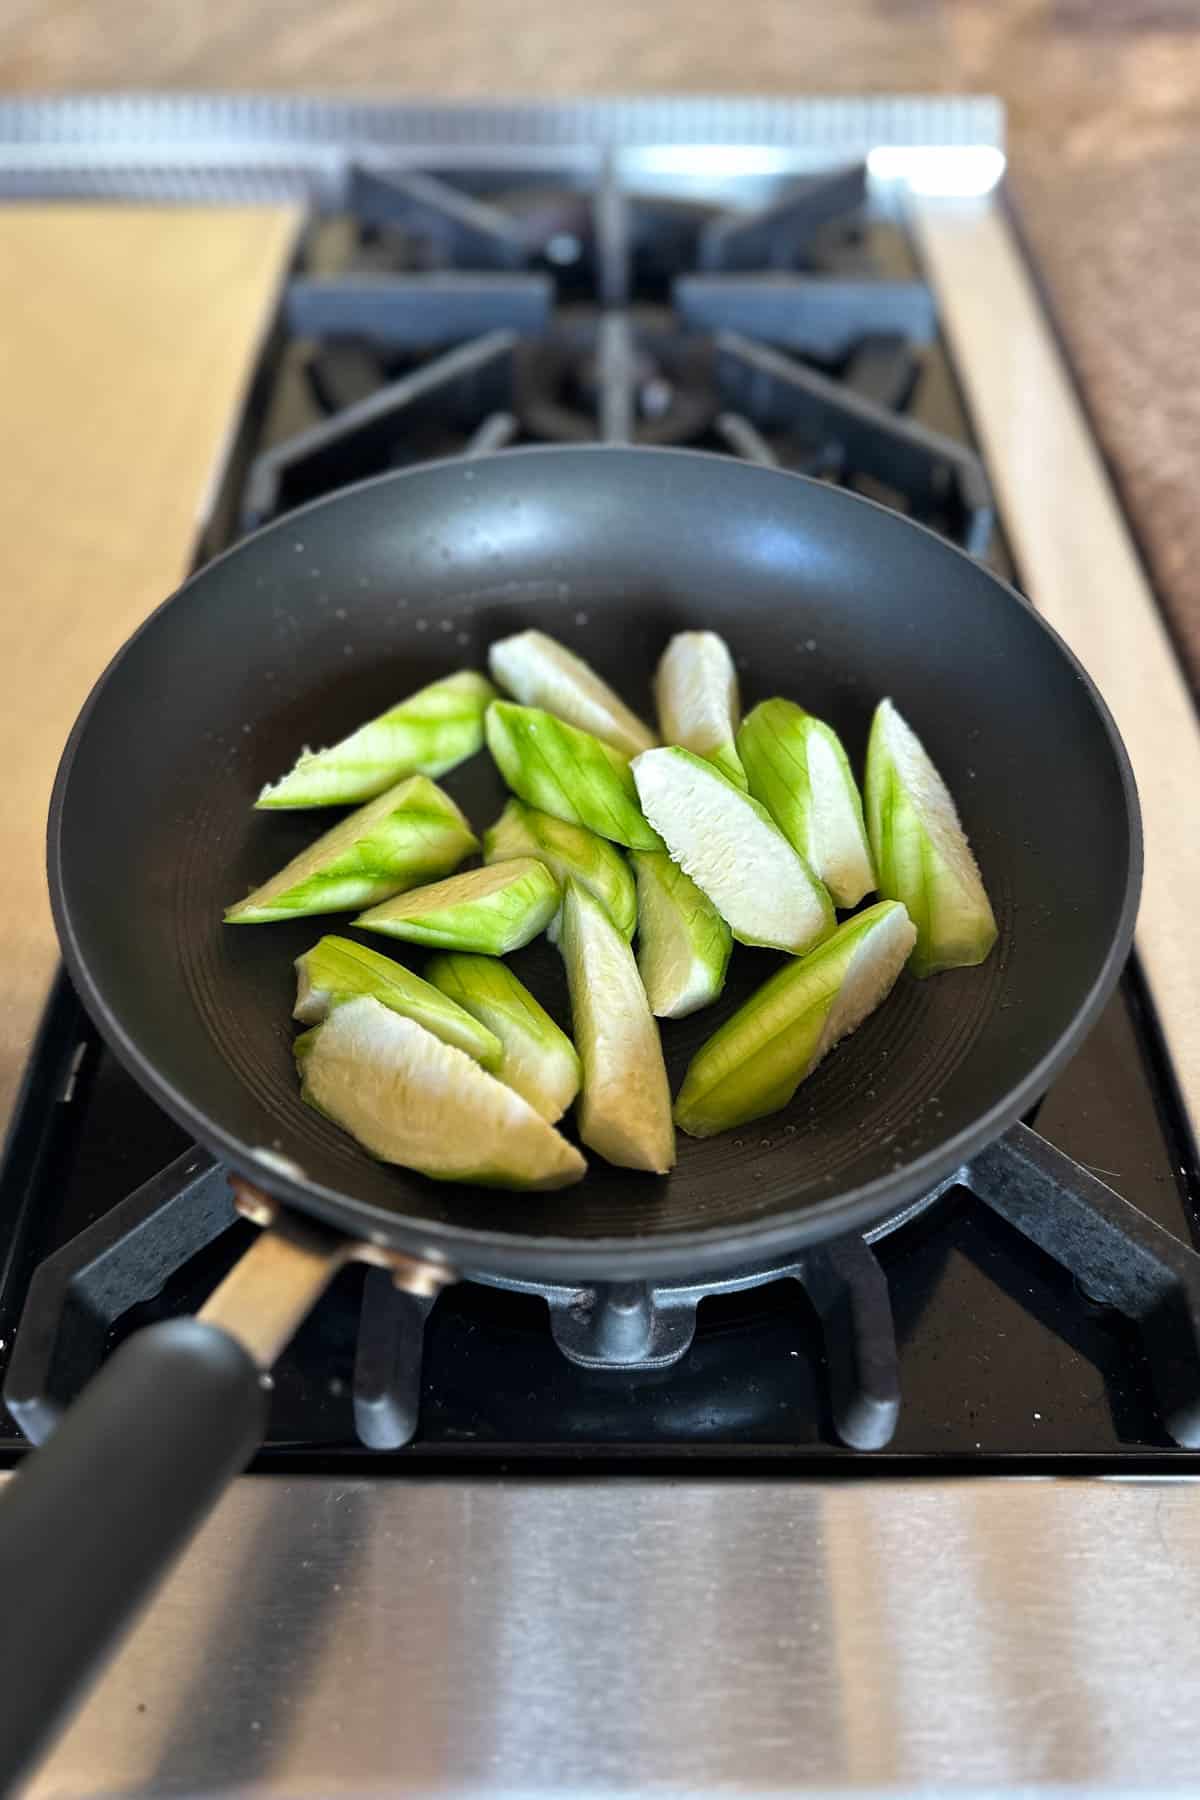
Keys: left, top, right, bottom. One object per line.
{"left": 47, "top": 445, "right": 1143, "bottom": 1281}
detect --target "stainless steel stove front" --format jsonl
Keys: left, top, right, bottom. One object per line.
{"left": 23, "top": 1474, "right": 1200, "bottom": 1798}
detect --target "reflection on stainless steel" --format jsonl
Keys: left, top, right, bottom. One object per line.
{"left": 24, "top": 1476, "right": 1200, "bottom": 1796}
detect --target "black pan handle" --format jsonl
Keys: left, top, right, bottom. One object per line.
{"left": 0, "top": 1318, "right": 266, "bottom": 1790}
{"left": 0, "top": 1204, "right": 348, "bottom": 1791}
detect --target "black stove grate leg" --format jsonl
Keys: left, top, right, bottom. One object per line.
{"left": 352, "top": 1266, "right": 434, "bottom": 1450}
{"left": 966, "top": 1123, "right": 1200, "bottom": 1446}
{"left": 797, "top": 1235, "right": 901, "bottom": 1451}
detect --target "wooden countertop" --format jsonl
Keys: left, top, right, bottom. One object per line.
{"left": 3, "top": 2, "right": 1197, "bottom": 683}
{"left": 0, "top": 206, "right": 299, "bottom": 1135}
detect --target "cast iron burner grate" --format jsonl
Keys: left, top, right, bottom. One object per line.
{"left": 240, "top": 159, "right": 992, "bottom": 553}
{"left": 8, "top": 1124, "right": 1200, "bottom": 1454}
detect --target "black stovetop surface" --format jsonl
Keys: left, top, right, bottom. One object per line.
{"left": 0, "top": 965, "right": 1195, "bottom": 1465}
{"left": 1, "top": 157, "right": 1197, "bottom": 1466}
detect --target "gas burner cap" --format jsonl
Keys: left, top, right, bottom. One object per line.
{"left": 515, "top": 313, "right": 715, "bottom": 448}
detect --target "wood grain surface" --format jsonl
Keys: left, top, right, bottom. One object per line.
{"left": 0, "top": 206, "right": 299, "bottom": 1136}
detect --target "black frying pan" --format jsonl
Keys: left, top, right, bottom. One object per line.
{"left": 0, "top": 447, "right": 1139, "bottom": 1783}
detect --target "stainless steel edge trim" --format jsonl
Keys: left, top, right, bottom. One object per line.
{"left": 0, "top": 95, "right": 1003, "bottom": 205}
{"left": 20, "top": 1473, "right": 1200, "bottom": 1797}
{"left": 912, "top": 194, "right": 1200, "bottom": 1157}
{"left": 0, "top": 92, "right": 1004, "bottom": 156}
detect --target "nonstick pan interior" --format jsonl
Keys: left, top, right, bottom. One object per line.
{"left": 49, "top": 448, "right": 1139, "bottom": 1277}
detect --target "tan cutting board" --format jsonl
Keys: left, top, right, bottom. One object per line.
{"left": 0, "top": 204, "right": 300, "bottom": 1142}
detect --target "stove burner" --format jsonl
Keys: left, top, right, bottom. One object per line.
{"left": 475, "top": 1232, "right": 902, "bottom": 1451}
{"left": 514, "top": 313, "right": 715, "bottom": 447}
{"left": 8, "top": 1124, "right": 1200, "bottom": 1458}
{"left": 240, "top": 157, "right": 994, "bottom": 553}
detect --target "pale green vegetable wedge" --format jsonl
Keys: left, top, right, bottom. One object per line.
{"left": 631, "top": 746, "right": 834, "bottom": 954}
{"left": 299, "top": 997, "right": 585, "bottom": 1189}
{"left": 737, "top": 698, "right": 875, "bottom": 909}
{"left": 655, "top": 630, "right": 746, "bottom": 789}
{"left": 559, "top": 881, "right": 675, "bottom": 1173}
{"left": 225, "top": 776, "right": 476, "bottom": 924}
{"left": 865, "top": 698, "right": 998, "bottom": 979}
{"left": 489, "top": 629, "right": 656, "bottom": 758}
{"left": 257, "top": 671, "right": 496, "bottom": 807}
{"left": 483, "top": 796, "right": 637, "bottom": 942}
{"left": 486, "top": 701, "right": 662, "bottom": 851}
{"left": 632, "top": 850, "right": 732, "bottom": 1019}
{"left": 356, "top": 857, "right": 559, "bottom": 954}
{"left": 293, "top": 935, "right": 502, "bottom": 1068}
{"left": 675, "top": 900, "right": 917, "bottom": 1138}
{"left": 426, "top": 951, "right": 581, "bottom": 1123}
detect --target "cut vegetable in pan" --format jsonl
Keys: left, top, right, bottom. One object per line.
{"left": 224, "top": 776, "right": 476, "bottom": 924}
{"left": 489, "top": 629, "right": 656, "bottom": 758}
{"left": 675, "top": 900, "right": 917, "bottom": 1138}
{"left": 655, "top": 630, "right": 746, "bottom": 789}
{"left": 426, "top": 951, "right": 581, "bottom": 1123}
{"left": 737, "top": 698, "right": 874, "bottom": 909}
{"left": 356, "top": 857, "right": 559, "bottom": 954}
{"left": 257, "top": 670, "right": 496, "bottom": 808}
{"left": 559, "top": 880, "right": 675, "bottom": 1173}
{"left": 299, "top": 997, "right": 586, "bottom": 1189}
{"left": 632, "top": 850, "right": 731, "bottom": 1019}
{"left": 293, "top": 935, "right": 502, "bottom": 1068}
{"left": 631, "top": 746, "right": 835, "bottom": 954}
{"left": 486, "top": 701, "right": 662, "bottom": 851}
{"left": 483, "top": 797, "right": 637, "bottom": 942}
{"left": 865, "top": 698, "right": 998, "bottom": 978}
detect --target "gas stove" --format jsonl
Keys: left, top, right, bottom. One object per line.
{"left": 2, "top": 95, "right": 1200, "bottom": 1797}
{"left": 0, "top": 105, "right": 1196, "bottom": 1469}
